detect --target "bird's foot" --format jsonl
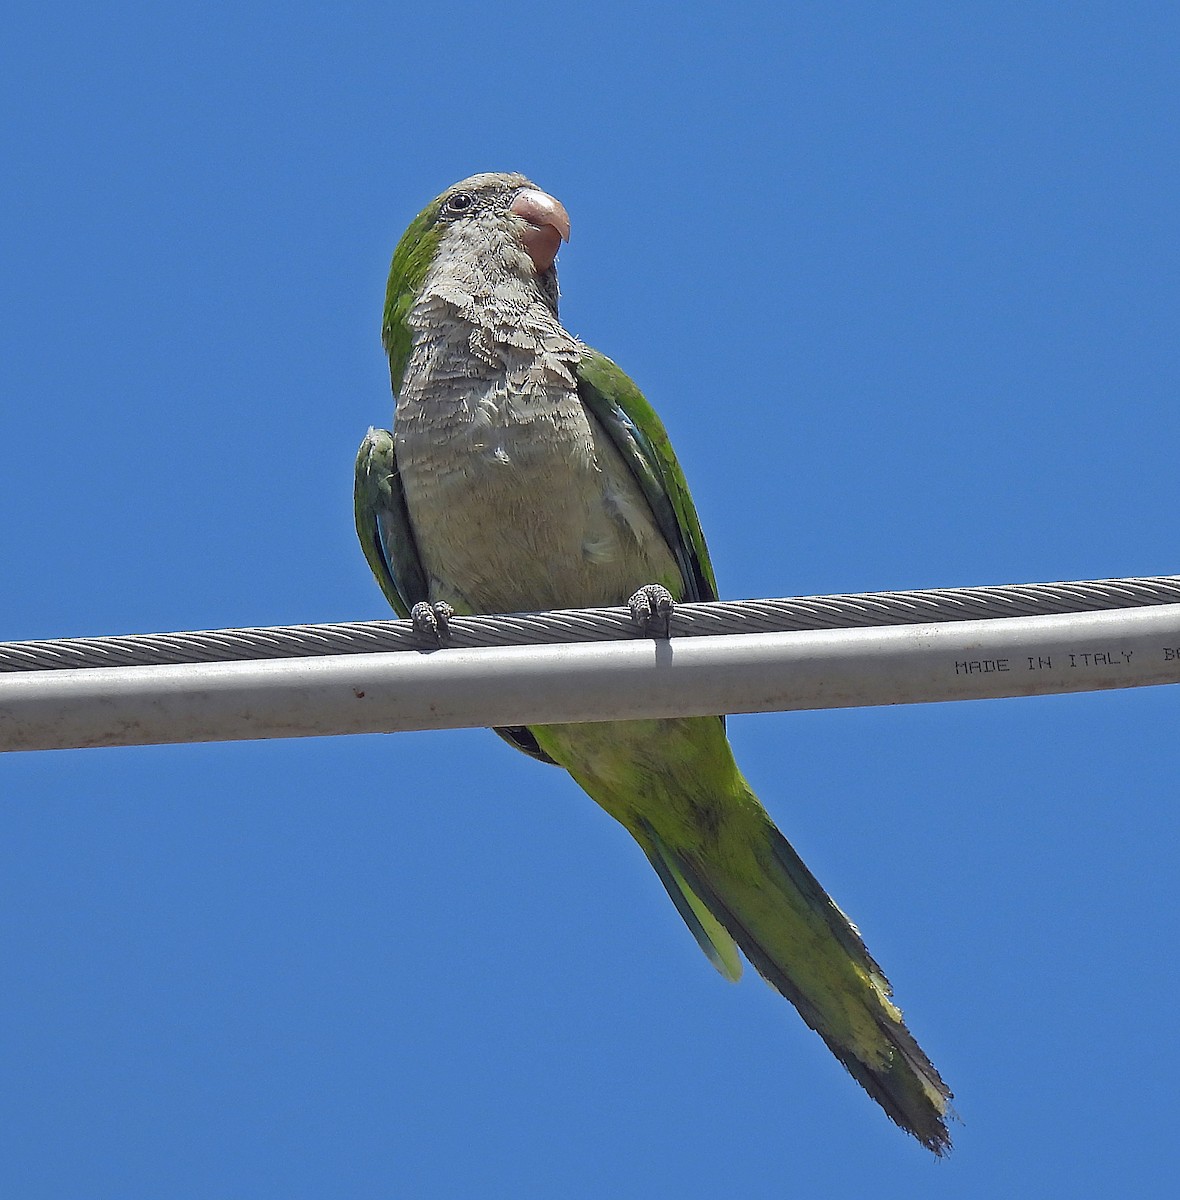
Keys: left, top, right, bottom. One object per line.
{"left": 628, "top": 583, "right": 675, "bottom": 640}
{"left": 411, "top": 601, "right": 454, "bottom": 643}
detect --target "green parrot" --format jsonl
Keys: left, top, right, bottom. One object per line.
{"left": 355, "top": 172, "right": 952, "bottom": 1153}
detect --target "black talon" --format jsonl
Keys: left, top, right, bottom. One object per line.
{"left": 411, "top": 600, "right": 454, "bottom": 643}
{"left": 628, "top": 583, "right": 675, "bottom": 639}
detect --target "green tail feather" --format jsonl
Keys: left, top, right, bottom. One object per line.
{"left": 534, "top": 716, "right": 953, "bottom": 1153}
{"left": 657, "top": 801, "right": 953, "bottom": 1155}
{"left": 640, "top": 823, "right": 743, "bottom": 983}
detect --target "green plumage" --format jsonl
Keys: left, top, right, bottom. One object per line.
{"left": 382, "top": 203, "right": 445, "bottom": 392}
{"left": 576, "top": 351, "right": 717, "bottom": 603}
{"left": 355, "top": 173, "right": 953, "bottom": 1154}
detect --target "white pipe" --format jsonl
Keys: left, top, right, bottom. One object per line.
{"left": 1, "top": 605, "right": 1178, "bottom": 752}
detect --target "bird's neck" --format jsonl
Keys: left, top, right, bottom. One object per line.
{"left": 401, "top": 259, "right": 582, "bottom": 405}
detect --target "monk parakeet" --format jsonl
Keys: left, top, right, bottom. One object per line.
{"left": 355, "top": 172, "right": 952, "bottom": 1153}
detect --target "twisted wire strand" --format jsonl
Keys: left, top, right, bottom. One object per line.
{"left": 3, "top": 575, "right": 1180, "bottom": 672}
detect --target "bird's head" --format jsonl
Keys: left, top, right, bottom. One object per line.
{"left": 382, "top": 172, "right": 571, "bottom": 387}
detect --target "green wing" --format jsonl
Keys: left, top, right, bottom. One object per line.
{"left": 575, "top": 349, "right": 718, "bottom": 603}
{"left": 354, "top": 427, "right": 428, "bottom": 619}
{"left": 353, "top": 427, "right": 557, "bottom": 765}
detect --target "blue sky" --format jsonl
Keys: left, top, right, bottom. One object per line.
{"left": 2, "top": 2, "right": 1179, "bottom": 1196}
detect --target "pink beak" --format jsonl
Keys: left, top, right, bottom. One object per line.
{"left": 510, "top": 187, "right": 571, "bottom": 273}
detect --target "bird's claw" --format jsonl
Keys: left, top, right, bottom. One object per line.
{"left": 628, "top": 583, "right": 675, "bottom": 639}
{"left": 411, "top": 600, "right": 454, "bottom": 643}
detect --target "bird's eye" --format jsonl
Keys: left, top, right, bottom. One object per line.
{"left": 445, "top": 192, "right": 473, "bottom": 215}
